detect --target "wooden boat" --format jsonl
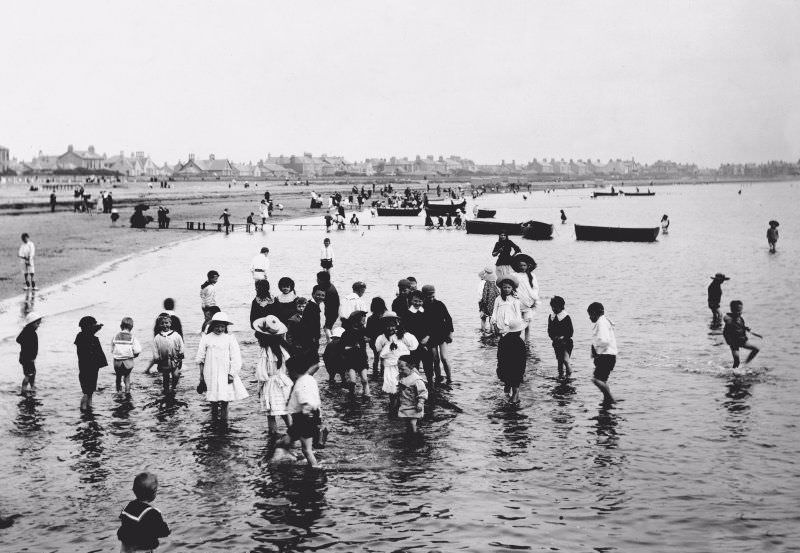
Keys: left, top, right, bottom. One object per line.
{"left": 376, "top": 206, "right": 421, "bottom": 216}
{"left": 521, "top": 220, "right": 554, "bottom": 240}
{"left": 425, "top": 200, "right": 467, "bottom": 215}
{"left": 475, "top": 209, "right": 496, "bottom": 218}
{"left": 574, "top": 224, "right": 659, "bottom": 242}
{"left": 465, "top": 219, "right": 523, "bottom": 235}
{"left": 622, "top": 191, "right": 655, "bottom": 196}
{"left": 592, "top": 191, "right": 619, "bottom": 197}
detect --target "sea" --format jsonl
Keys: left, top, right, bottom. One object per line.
{"left": 0, "top": 181, "right": 798, "bottom": 552}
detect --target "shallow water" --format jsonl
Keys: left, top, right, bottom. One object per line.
{"left": 1, "top": 181, "right": 799, "bottom": 552}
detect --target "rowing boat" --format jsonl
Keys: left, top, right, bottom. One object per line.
{"left": 521, "top": 220, "right": 554, "bottom": 240}
{"left": 476, "top": 209, "right": 496, "bottom": 218}
{"left": 465, "top": 220, "right": 523, "bottom": 235}
{"left": 425, "top": 200, "right": 467, "bottom": 215}
{"left": 592, "top": 191, "right": 619, "bottom": 197}
{"left": 621, "top": 191, "right": 655, "bottom": 196}
{"left": 376, "top": 207, "right": 421, "bottom": 216}
{"left": 574, "top": 224, "right": 659, "bottom": 242}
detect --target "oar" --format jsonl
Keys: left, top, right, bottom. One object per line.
{"left": 750, "top": 331, "right": 764, "bottom": 339}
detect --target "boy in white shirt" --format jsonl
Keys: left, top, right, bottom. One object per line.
{"left": 319, "top": 238, "right": 334, "bottom": 272}
{"left": 588, "top": 302, "right": 618, "bottom": 404}
{"left": 272, "top": 357, "right": 323, "bottom": 467}
{"left": 18, "top": 233, "right": 36, "bottom": 290}
{"left": 111, "top": 317, "right": 143, "bottom": 394}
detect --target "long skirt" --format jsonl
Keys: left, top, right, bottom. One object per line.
{"left": 497, "top": 331, "right": 526, "bottom": 386}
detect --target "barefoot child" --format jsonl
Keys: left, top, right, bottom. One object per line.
{"left": 497, "top": 318, "right": 526, "bottom": 403}
{"left": 341, "top": 310, "right": 371, "bottom": 396}
{"left": 375, "top": 312, "right": 419, "bottom": 414}
{"left": 145, "top": 315, "right": 184, "bottom": 394}
{"left": 252, "top": 315, "right": 294, "bottom": 435}
{"left": 547, "top": 296, "right": 573, "bottom": 379}
{"left": 75, "top": 316, "right": 108, "bottom": 412}
{"left": 117, "top": 472, "right": 170, "bottom": 553}
{"left": 587, "top": 302, "right": 617, "bottom": 404}
{"left": 478, "top": 267, "right": 499, "bottom": 334}
{"left": 767, "top": 220, "right": 779, "bottom": 253}
{"left": 708, "top": 273, "right": 730, "bottom": 328}
{"left": 723, "top": 300, "right": 760, "bottom": 368}
{"left": 111, "top": 317, "right": 142, "bottom": 394}
{"left": 17, "top": 312, "right": 42, "bottom": 392}
{"left": 195, "top": 312, "right": 249, "bottom": 421}
{"left": 272, "top": 357, "right": 322, "bottom": 467}
{"left": 397, "top": 355, "right": 428, "bottom": 433}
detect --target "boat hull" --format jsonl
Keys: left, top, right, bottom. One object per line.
{"left": 592, "top": 192, "right": 619, "bottom": 197}
{"left": 621, "top": 192, "right": 655, "bottom": 196}
{"left": 574, "top": 224, "right": 659, "bottom": 242}
{"left": 465, "top": 220, "right": 523, "bottom": 235}
{"left": 521, "top": 220, "right": 554, "bottom": 240}
{"left": 425, "top": 200, "right": 467, "bottom": 216}
{"left": 376, "top": 207, "right": 421, "bottom": 216}
{"left": 476, "top": 209, "right": 496, "bottom": 218}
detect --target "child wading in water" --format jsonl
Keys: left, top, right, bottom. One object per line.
{"left": 145, "top": 314, "right": 185, "bottom": 394}
{"left": 375, "top": 311, "right": 419, "bottom": 415}
{"left": 17, "top": 312, "right": 42, "bottom": 392}
{"left": 272, "top": 356, "right": 323, "bottom": 468}
{"left": 397, "top": 355, "right": 428, "bottom": 433}
{"left": 767, "top": 220, "right": 779, "bottom": 253}
{"left": 341, "top": 310, "right": 371, "bottom": 396}
{"left": 491, "top": 275, "right": 523, "bottom": 336}
{"left": 723, "top": 300, "right": 761, "bottom": 368}
{"left": 75, "top": 316, "right": 108, "bottom": 412}
{"left": 478, "top": 266, "right": 499, "bottom": 334}
{"left": 117, "top": 472, "right": 170, "bottom": 553}
{"left": 497, "top": 318, "right": 527, "bottom": 403}
{"left": 252, "top": 315, "right": 294, "bottom": 435}
{"left": 512, "top": 254, "right": 539, "bottom": 342}
{"left": 111, "top": 317, "right": 142, "bottom": 394}
{"left": 547, "top": 296, "right": 573, "bottom": 379}
{"left": 588, "top": 302, "right": 618, "bottom": 405}
{"left": 195, "top": 312, "right": 249, "bottom": 421}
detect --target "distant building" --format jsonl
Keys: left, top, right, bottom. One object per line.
{"left": 0, "top": 145, "right": 9, "bottom": 172}
{"left": 174, "top": 153, "right": 235, "bottom": 178}
{"left": 57, "top": 144, "right": 105, "bottom": 170}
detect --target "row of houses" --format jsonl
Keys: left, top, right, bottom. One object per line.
{"left": 3, "top": 145, "right": 171, "bottom": 177}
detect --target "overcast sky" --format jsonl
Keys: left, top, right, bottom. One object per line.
{"left": 2, "top": 0, "right": 799, "bottom": 167}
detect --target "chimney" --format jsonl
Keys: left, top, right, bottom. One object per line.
{"left": 209, "top": 153, "right": 215, "bottom": 161}
{"left": 88, "top": 145, "right": 95, "bottom": 154}
{"left": 68, "top": 144, "right": 74, "bottom": 152}
{"left": 189, "top": 153, "right": 195, "bottom": 162}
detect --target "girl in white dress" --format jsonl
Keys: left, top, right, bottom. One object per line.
{"left": 195, "top": 312, "right": 248, "bottom": 421}
{"left": 512, "top": 254, "right": 539, "bottom": 342}
{"left": 491, "top": 275, "right": 524, "bottom": 336}
{"left": 374, "top": 311, "right": 419, "bottom": 413}
{"left": 252, "top": 315, "right": 293, "bottom": 435}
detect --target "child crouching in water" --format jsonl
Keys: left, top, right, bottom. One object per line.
{"left": 723, "top": 300, "right": 760, "bottom": 368}
{"left": 272, "top": 356, "right": 323, "bottom": 468}
{"left": 397, "top": 355, "right": 428, "bottom": 434}
{"left": 111, "top": 317, "right": 143, "bottom": 394}
{"left": 117, "top": 472, "right": 170, "bottom": 553}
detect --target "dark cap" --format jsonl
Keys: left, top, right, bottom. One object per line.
{"left": 397, "top": 278, "right": 411, "bottom": 289}
{"left": 421, "top": 284, "right": 435, "bottom": 294}
{"left": 260, "top": 247, "right": 269, "bottom": 254}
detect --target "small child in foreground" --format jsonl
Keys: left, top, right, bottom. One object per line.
{"left": 17, "top": 312, "right": 42, "bottom": 392}
{"left": 723, "top": 300, "right": 760, "bottom": 368}
{"left": 588, "top": 302, "right": 617, "bottom": 405}
{"left": 111, "top": 317, "right": 143, "bottom": 394}
{"left": 396, "top": 355, "right": 428, "bottom": 434}
{"left": 117, "top": 472, "right": 170, "bottom": 553}
{"left": 145, "top": 315, "right": 184, "bottom": 394}
{"left": 272, "top": 357, "right": 323, "bottom": 468}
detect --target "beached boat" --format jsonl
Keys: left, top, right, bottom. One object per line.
{"left": 475, "top": 209, "right": 496, "bottom": 218}
{"left": 425, "top": 200, "right": 467, "bottom": 216}
{"left": 574, "top": 224, "right": 659, "bottom": 242}
{"left": 521, "top": 220, "right": 555, "bottom": 240}
{"left": 622, "top": 191, "right": 655, "bottom": 196}
{"left": 465, "top": 220, "right": 524, "bottom": 235}
{"left": 592, "top": 191, "right": 619, "bottom": 197}
{"left": 376, "top": 207, "right": 422, "bottom": 216}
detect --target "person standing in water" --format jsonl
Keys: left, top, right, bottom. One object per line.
{"left": 767, "top": 220, "right": 779, "bottom": 253}
{"left": 17, "top": 312, "right": 42, "bottom": 392}
{"left": 75, "top": 316, "right": 108, "bottom": 412}
{"left": 491, "top": 232, "right": 521, "bottom": 281}
{"left": 587, "top": 302, "right": 617, "bottom": 405}
{"left": 708, "top": 273, "right": 729, "bottom": 328}
{"left": 18, "top": 233, "right": 36, "bottom": 290}
{"left": 560, "top": 209, "right": 567, "bottom": 224}
{"left": 723, "top": 300, "right": 760, "bottom": 369}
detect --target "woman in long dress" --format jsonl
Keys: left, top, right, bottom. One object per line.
{"left": 252, "top": 315, "right": 293, "bottom": 435}
{"left": 491, "top": 232, "right": 521, "bottom": 280}
{"left": 512, "top": 254, "right": 539, "bottom": 343}
{"left": 196, "top": 312, "right": 248, "bottom": 421}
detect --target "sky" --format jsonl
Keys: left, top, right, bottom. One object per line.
{"left": 2, "top": 0, "right": 799, "bottom": 167}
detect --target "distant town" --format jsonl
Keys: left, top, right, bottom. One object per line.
{"left": 0, "top": 144, "right": 798, "bottom": 181}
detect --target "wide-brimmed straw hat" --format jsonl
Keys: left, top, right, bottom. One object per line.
{"left": 210, "top": 312, "right": 234, "bottom": 325}
{"left": 512, "top": 253, "right": 537, "bottom": 270}
{"left": 331, "top": 327, "right": 345, "bottom": 338}
{"left": 507, "top": 318, "right": 526, "bottom": 333}
{"left": 381, "top": 310, "right": 400, "bottom": 320}
{"left": 252, "top": 315, "right": 287, "bottom": 335}
{"left": 710, "top": 273, "right": 730, "bottom": 281}
{"left": 24, "top": 312, "right": 42, "bottom": 325}
{"left": 478, "top": 266, "right": 497, "bottom": 282}
{"left": 497, "top": 274, "right": 519, "bottom": 289}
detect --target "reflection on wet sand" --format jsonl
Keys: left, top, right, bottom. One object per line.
{"left": 722, "top": 377, "right": 752, "bottom": 439}
{"left": 68, "top": 412, "right": 108, "bottom": 484}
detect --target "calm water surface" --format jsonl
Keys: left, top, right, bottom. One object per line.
{"left": 1, "top": 182, "right": 799, "bottom": 552}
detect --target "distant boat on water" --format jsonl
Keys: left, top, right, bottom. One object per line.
{"left": 592, "top": 191, "right": 619, "bottom": 198}
{"left": 574, "top": 224, "right": 659, "bottom": 242}
{"left": 425, "top": 200, "right": 466, "bottom": 216}
{"left": 622, "top": 191, "right": 655, "bottom": 196}
{"left": 376, "top": 207, "right": 421, "bottom": 216}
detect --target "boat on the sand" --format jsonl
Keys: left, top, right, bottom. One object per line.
{"left": 376, "top": 207, "right": 421, "bottom": 216}
{"left": 465, "top": 220, "right": 523, "bottom": 235}
{"left": 574, "top": 224, "right": 659, "bottom": 242}
{"left": 475, "top": 209, "right": 496, "bottom": 218}
{"left": 521, "top": 220, "right": 555, "bottom": 240}
{"left": 425, "top": 200, "right": 467, "bottom": 216}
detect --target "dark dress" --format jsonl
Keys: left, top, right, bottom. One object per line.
{"left": 497, "top": 331, "right": 526, "bottom": 386}
{"left": 75, "top": 331, "right": 108, "bottom": 393}
{"left": 547, "top": 314, "right": 574, "bottom": 356}
{"left": 708, "top": 281, "right": 722, "bottom": 309}
{"left": 250, "top": 297, "right": 276, "bottom": 347}
{"left": 492, "top": 239, "right": 521, "bottom": 267}
{"left": 321, "top": 283, "right": 340, "bottom": 331}
{"left": 391, "top": 295, "right": 410, "bottom": 322}
{"left": 270, "top": 298, "right": 297, "bottom": 325}
{"left": 341, "top": 327, "right": 368, "bottom": 371}
{"left": 365, "top": 312, "right": 385, "bottom": 349}
{"left": 424, "top": 299, "right": 454, "bottom": 345}
{"left": 297, "top": 300, "right": 323, "bottom": 362}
